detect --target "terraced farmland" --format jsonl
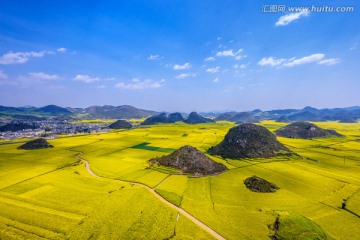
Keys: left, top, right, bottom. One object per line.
{"left": 0, "top": 121, "right": 359, "bottom": 239}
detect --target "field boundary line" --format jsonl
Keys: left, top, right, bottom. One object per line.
{"left": 0, "top": 196, "right": 84, "bottom": 220}
{"left": 0, "top": 215, "right": 62, "bottom": 239}
{"left": 342, "top": 188, "right": 360, "bottom": 219}
{"left": 343, "top": 208, "right": 360, "bottom": 219}
{"left": 76, "top": 152, "right": 226, "bottom": 240}
{"left": 0, "top": 160, "right": 80, "bottom": 191}
{"left": 153, "top": 174, "right": 171, "bottom": 189}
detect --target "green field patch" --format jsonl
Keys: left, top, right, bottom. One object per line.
{"left": 156, "top": 189, "right": 183, "bottom": 206}
{"left": 130, "top": 142, "right": 176, "bottom": 153}
{"left": 274, "top": 213, "right": 328, "bottom": 240}
{"left": 155, "top": 175, "right": 188, "bottom": 206}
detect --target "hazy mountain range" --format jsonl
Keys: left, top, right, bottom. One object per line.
{"left": 0, "top": 105, "right": 156, "bottom": 120}
{"left": 0, "top": 105, "right": 359, "bottom": 122}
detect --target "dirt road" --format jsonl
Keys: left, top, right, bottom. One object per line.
{"left": 76, "top": 153, "right": 225, "bottom": 240}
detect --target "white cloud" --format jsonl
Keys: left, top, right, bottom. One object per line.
{"left": 205, "top": 56, "right": 215, "bottom": 61}
{"left": 238, "top": 86, "right": 244, "bottom": 90}
{"left": 206, "top": 66, "right": 220, "bottom": 73}
{"left": 0, "top": 70, "right": 8, "bottom": 79}
{"left": 74, "top": 74, "right": 100, "bottom": 83}
{"left": 258, "top": 53, "right": 335, "bottom": 68}
{"left": 317, "top": 58, "right": 340, "bottom": 66}
{"left": 173, "top": 63, "right": 191, "bottom": 70}
{"left": 57, "top": 48, "right": 67, "bottom": 52}
{"left": 276, "top": 11, "right": 310, "bottom": 26}
{"left": 213, "top": 78, "right": 219, "bottom": 83}
{"left": 258, "top": 57, "right": 287, "bottom": 67}
{"left": 115, "top": 78, "right": 165, "bottom": 90}
{"left": 217, "top": 49, "right": 238, "bottom": 57}
{"left": 0, "top": 51, "right": 51, "bottom": 64}
{"left": 175, "top": 73, "right": 195, "bottom": 79}
{"left": 147, "top": 54, "right": 161, "bottom": 60}
{"left": 97, "top": 85, "right": 107, "bottom": 89}
{"left": 283, "top": 53, "right": 324, "bottom": 67}
{"left": 29, "top": 72, "right": 59, "bottom": 80}
{"left": 216, "top": 49, "right": 244, "bottom": 60}
{"left": 233, "top": 64, "right": 247, "bottom": 69}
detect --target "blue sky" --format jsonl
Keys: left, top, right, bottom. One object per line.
{"left": 0, "top": 0, "right": 359, "bottom": 112}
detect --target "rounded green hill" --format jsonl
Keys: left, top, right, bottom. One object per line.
{"left": 108, "top": 120, "right": 132, "bottom": 129}
{"left": 18, "top": 138, "right": 53, "bottom": 150}
{"left": 209, "top": 123, "right": 292, "bottom": 159}
{"left": 150, "top": 145, "right": 227, "bottom": 176}
{"left": 275, "top": 122, "right": 343, "bottom": 139}
{"left": 244, "top": 176, "right": 279, "bottom": 193}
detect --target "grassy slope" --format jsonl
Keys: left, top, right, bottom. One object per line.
{"left": 275, "top": 213, "right": 328, "bottom": 240}
{"left": 0, "top": 120, "right": 359, "bottom": 239}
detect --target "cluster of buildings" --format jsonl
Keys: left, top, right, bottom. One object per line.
{"left": 0, "top": 120, "right": 110, "bottom": 141}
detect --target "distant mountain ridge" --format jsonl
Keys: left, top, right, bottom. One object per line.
{"left": 0, "top": 104, "right": 157, "bottom": 119}
{"left": 0, "top": 104, "right": 359, "bottom": 122}
{"left": 68, "top": 105, "right": 157, "bottom": 119}
{"left": 35, "top": 105, "right": 73, "bottom": 115}
{"left": 141, "top": 112, "right": 213, "bottom": 125}
{"left": 212, "top": 106, "right": 360, "bottom": 123}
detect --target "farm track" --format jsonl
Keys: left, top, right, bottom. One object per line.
{"left": 76, "top": 152, "right": 226, "bottom": 240}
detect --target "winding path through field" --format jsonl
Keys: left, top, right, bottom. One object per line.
{"left": 76, "top": 152, "right": 226, "bottom": 240}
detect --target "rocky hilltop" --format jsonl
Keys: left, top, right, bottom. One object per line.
{"left": 141, "top": 112, "right": 184, "bottom": 125}
{"left": 183, "top": 112, "right": 215, "bottom": 124}
{"left": 18, "top": 138, "right": 53, "bottom": 150}
{"left": 209, "top": 123, "right": 292, "bottom": 159}
{"left": 244, "top": 176, "right": 279, "bottom": 193}
{"left": 108, "top": 120, "right": 132, "bottom": 129}
{"left": 141, "top": 113, "right": 168, "bottom": 125}
{"left": 168, "top": 112, "right": 184, "bottom": 123}
{"left": 149, "top": 145, "right": 227, "bottom": 175}
{"left": 275, "top": 122, "right": 343, "bottom": 139}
